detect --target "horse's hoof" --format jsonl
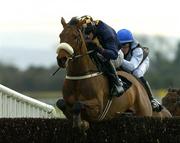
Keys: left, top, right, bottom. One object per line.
{"left": 81, "top": 120, "right": 89, "bottom": 131}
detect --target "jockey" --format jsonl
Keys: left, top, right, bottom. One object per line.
{"left": 80, "top": 15, "right": 124, "bottom": 97}
{"left": 117, "top": 29, "right": 163, "bottom": 112}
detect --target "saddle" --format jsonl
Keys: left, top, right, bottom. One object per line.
{"left": 87, "top": 37, "right": 132, "bottom": 93}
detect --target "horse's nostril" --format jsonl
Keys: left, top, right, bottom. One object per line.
{"left": 61, "top": 57, "right": 67, "bottom": 62}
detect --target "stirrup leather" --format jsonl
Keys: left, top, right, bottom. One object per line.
{"left": 151, "top": 99, "right": 162, "bottom": 112}
{"left": 111, "top": 84, "right": 124, "bottom": 97}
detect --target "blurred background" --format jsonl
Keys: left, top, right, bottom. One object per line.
{"left": 0, "top": 0, "right": 180, "bottom": 105}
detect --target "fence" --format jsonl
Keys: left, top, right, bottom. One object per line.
{"left": 0, "top": 84, "right": 64, "bottom": 118}
{"left": 0, "top": 117, "right": 179, "bottom": 143}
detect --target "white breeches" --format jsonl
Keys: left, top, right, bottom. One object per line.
{"left": 111, "top": 50, "right": 124, "bottom": 68}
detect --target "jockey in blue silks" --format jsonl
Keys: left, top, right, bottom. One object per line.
{"left": 79, "top": 15, "right": 124, "bottom": 97}
{"left": 117, "top": 29, "right": 163, "bottom": 112}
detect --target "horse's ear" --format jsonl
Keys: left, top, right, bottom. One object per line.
{"left": 168, "top": 88, "right": 172, "bottom": 92}
{"left": 61, "top": 17, "right": 67, "bottom": 28}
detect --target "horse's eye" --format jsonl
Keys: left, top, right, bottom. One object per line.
{"left": 73, "top": 35, "right": 78, "bottom": 40}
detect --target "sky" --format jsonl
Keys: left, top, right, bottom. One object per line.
{"left": 0, "top": 0, "right": 180, "bottom": 49}
{"left": 0, "top": 0, "right": 180, "bottom": 68}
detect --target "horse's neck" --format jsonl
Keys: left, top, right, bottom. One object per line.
{"left": 67, "top": 56, "right": 97, "bottom": 76}
{"left": 65, "top": 54, "right": 110, "bottom": 116}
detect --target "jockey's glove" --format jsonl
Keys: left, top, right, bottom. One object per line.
{"left": 86, "top": 42, "right": 103, "bottom": 53}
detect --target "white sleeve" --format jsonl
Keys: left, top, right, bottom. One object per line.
{"left": 121, "top": 48, "right": 143, "bottom": 72}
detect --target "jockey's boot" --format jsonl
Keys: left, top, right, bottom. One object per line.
{"left": 104, "top": 61, "right": 124, "bottom": 97}
{"left": 140, "top": 77, "right": 163, "bottom": 112}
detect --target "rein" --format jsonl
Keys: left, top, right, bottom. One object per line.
{"left": 65, "top": 50, "right": 103, "bottom": 80}
{"left": 70, "top": 50, "right": 94, "bottom": 60}
{"left": 63, "top": 30, "right": 101, "bottom": 80}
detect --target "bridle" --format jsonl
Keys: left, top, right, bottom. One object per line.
{"left": 69, "top": 50, "right": 94, "bottom": 60}
{"left": 64, "top": 48, "right": 95, "bottom": 71}
{"left": 61, "top": 27, "right": 103, "bottom": 80}
{"left": 53, "top": 26, "right": 97, "bottom": 77}
{"left": 64, "top": 27, "right": 94, "bottom": 63}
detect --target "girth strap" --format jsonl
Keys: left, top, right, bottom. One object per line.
{"left": 98, "top": 99, "right": 112, "bottom": 121}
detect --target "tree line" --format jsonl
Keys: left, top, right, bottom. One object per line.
{"left": 147, "top": 42, "right": 180, "bottom": 89}
{"left": 0, "top": 64, "right": 66, "bottom": 92}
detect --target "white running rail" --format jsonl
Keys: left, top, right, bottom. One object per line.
{"left": 0, "top": 84, "right": 64, "bottom": 118}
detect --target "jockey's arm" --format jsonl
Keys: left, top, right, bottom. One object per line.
{"left": 100, "top": 39, "right": 118, "bottom": 60}
{"left": 121, "top": 48, "right": 143, "bottom": 72}
{"left": 95, "top": 22, "right": 119, "bottom": 60}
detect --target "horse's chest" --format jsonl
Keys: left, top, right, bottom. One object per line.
{"left": 63, "top": 80, "right": 96, "bottom": 99}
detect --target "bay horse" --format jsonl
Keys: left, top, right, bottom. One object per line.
{"left": 162, "top": 88, "right": 180, "bottom": 116}
{"left": 56, "top": 17, "right": 171, "bottom": 132}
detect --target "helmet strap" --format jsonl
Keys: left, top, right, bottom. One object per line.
{"left": 123, "top": 43, "right": 131, "bottom": 58}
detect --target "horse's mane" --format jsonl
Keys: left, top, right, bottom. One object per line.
{"left": 162, "top": 88, "right": 180, "bottom": 107}
{"left": 68, "top": 17, "right": 79, "bottom": 26}
{"left": 168, "top": 88, "right": 180, "bottom": 95}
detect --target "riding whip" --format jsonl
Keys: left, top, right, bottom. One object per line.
{"left": 51, "top": 67, "right": 61, "bottom": 76}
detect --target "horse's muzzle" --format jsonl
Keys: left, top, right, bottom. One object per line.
{"left": 57, "top": 57, "right": 67, "bottom": 68}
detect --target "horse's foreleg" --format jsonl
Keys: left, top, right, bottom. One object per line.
{"left": 57, "top": 100, "right": 89, "bottom": 131}
{"left": 56, "top": 99, "right": 72, "bottom": 119}
{"left": 72, "top": 102, "right": 89, "bottom": 138}
{"left": 56, "top": 99, "right": 66, "bottom": 112}
{"left": 72, "top": 102, "right": 83, "bottom": 128}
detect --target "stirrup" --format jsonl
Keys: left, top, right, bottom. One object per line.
{"left": 111, "top": 85, "right": 124, "bottom": 97}
{"left": 151, "top": 99, "right": 163, "bottom": 112}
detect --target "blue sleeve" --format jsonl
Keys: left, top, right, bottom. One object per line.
{"left": 96, "top": 21, "right": 119, "bottom": 60}
{"left": 101, "top": 38, "right": 118, "bottom": 60}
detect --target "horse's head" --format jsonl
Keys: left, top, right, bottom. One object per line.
{"left": 56, "top": 17, "right": 89, "bottom": 68}
{"left": 162, "top": 88, "right": 180, "bottom": 116}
